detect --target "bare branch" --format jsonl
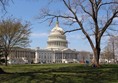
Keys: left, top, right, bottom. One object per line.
{"left": 63, "top": 28, "right": 81, "bottom": 34}
{"left": 0, "top": 0, "right": 6, "bottom": 11}
{"left": 79, "top": 3, "right": 92, "bottom": 17}
{"left": 100, "top": 11, "right": 118, "bottom": 37}
{"left": 62, "top": 0, "right": 95, "bottom": 50}
{"left": 98, "top": 1, "right": 118, "bottom": 10}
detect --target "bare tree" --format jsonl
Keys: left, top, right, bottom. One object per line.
{"left": 103, "top": 45, "right": 113, "bottom": 63}
{"left": 38, "top": 0, "right": 118, "bottom": 67}
{"left": 103, "top": 36, "right": 118, "bottom": 64}
{"left": 107, "top": 36, "right": 118, "bottom": 63}
{"left": 0, "top": 18, "right": 31, "bottom": 66}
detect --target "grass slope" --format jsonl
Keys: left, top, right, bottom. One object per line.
{"left": 0, "top": 64, "right": 118, "bottom": 83}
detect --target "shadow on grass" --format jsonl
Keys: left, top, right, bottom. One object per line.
{"left": 0, "top": 65, "right": 118, "bottom": 83}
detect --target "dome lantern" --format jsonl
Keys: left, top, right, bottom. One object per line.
{"left": 56, "top": 20, "right": 59, "bottom": 27}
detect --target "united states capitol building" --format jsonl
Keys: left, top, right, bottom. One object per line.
{"left": 35, "top": 22, "right": 79, "bottom": 64}
{"left": 8, "top": 22, "right": 91, "bottom": 64}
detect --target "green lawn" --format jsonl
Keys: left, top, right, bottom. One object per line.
{"left": 0, "top": 64, "right": 118, "bottom": 83}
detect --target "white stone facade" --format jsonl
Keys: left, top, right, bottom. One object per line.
{"left": 35, "top": 48, "right": 54, "bottom": 64}
{"left": 8, "top": 47, "right": 35, "bottom": 64}
{"left": 35, "top": 48, "right": 79, "bottom": 64}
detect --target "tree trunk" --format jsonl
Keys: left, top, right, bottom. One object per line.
{"left": 96, "top": 48, "right": 100, "bottom": 66}
{"left": 93, "top": 47, "right": 101, "bottom": 67}
{"left": 5, "top": 54, "right": 8, "bottom": 66}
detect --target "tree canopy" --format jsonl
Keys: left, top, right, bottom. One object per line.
{"left": 0, "top": 18, "right": 31, "bottom": 66}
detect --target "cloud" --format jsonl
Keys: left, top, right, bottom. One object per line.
{"left": 67, "top": 34, "right": 84, "bottom": 40}
{"left": 114, "top": 18, "right": 118, "bottom": 21}
{"left": 30, "top": 32, "right": 48, "bottom": 38}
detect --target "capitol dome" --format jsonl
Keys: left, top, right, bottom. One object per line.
{"left": 47, "top": 22, "right": 68, "bottom": 50}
